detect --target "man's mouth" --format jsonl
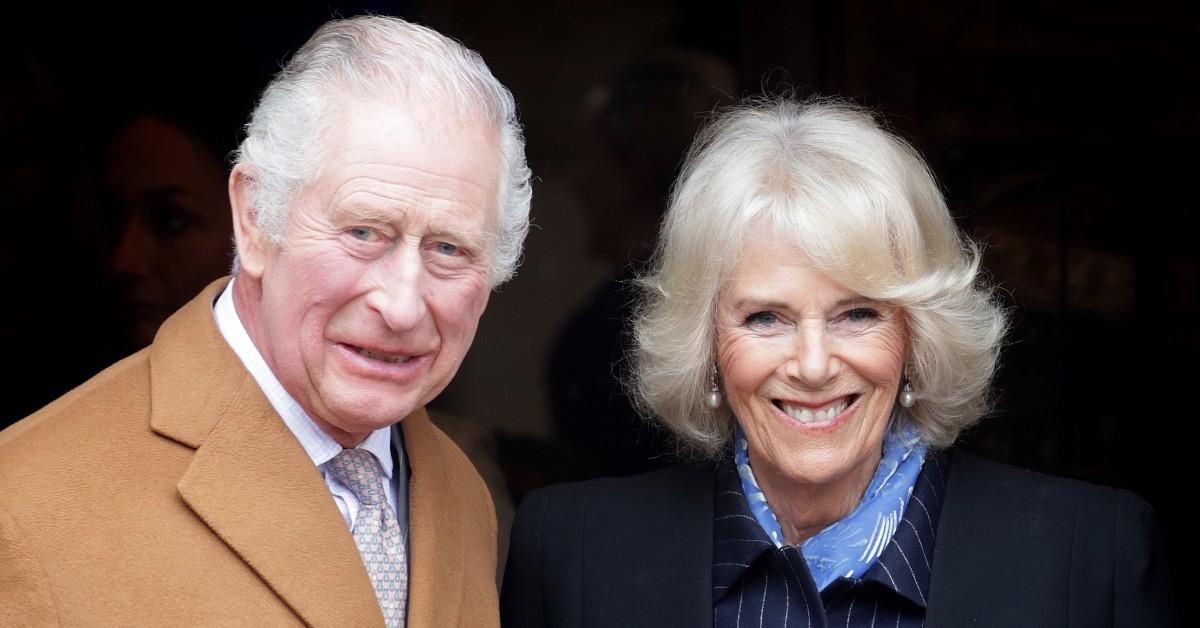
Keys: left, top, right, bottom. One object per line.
{"left": 772, "top": 395, "right": 857, "bottom": 424}
{"left": 349, "top": 345, "right": 413, "bottom": 364}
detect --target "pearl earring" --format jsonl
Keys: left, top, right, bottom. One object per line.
{"left": 899, "top": 370, "right": 916, "bottom": 408}
{"left": 706, "top": 366, "right": 722, "bottom": 409}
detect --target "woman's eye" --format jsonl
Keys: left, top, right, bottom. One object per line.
{"left": 745, "top": 311, "right": 778, "bottom": 326}
{"left": 149, "top": 203, "right": 192, "bottom": 237}
{"left": 434, "top": 241, "right": 460, "bottom": 256}
{"left": 844, "top": 307, "right": 879, "bottom": 323}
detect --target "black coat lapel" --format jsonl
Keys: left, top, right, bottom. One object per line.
{"left": 925, "top": 452, "right": 1072, "bottom": 628}
{"left": 581, "top": 464, "right": 714, "bottom": 628}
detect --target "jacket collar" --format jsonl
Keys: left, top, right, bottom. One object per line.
{"left": 149, "top": 279, "right": 384, "bottom": 627}
{"left": 861, "top": 450, "right": 947, "bottom": 609}
{"left": 712, "top": 450, "right": 948, "bottom": 610}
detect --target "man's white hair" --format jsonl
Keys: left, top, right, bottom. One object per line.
{"left": 233, "top": 15, "right": 531, "bottom": 285}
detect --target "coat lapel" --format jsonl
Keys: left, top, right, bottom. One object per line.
{"left": 150, "top": 280, "right": 384, "bottom": 628}
{"left": 925, "top": 452, "right": 1071, "bottom": 628}
{"left": 585, "top": 464, "right": 713, "bottom": 627}
{"left": 402, "top": 411, "right": 466, "bottom": 627}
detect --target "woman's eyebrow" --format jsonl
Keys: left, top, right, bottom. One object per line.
{"left": 731, "top": 295, "right": 878, "bottom": 311}
{"left": 729, "top": 296, "right": 791, "bottom": 311}
{"left": 835, "top": 297, "right": 880, "bottom": 308}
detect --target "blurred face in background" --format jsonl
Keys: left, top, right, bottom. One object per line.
{"left": 104, "top": 114, "right": 232, "bottom": 348}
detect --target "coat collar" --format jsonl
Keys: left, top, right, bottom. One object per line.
{"left": 711, "top": 451, "right": 948, "bottom": 615}
{"left": 149, "top": 278, "right": 472, "bottom": 628}
{"left": 860, "top": 450, "right": 947, "bottom": 609}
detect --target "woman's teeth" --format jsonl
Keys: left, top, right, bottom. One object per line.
{"left": 778, "top": 397, "right": 849, "bottom": 424}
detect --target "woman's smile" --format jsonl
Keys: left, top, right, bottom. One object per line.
{"left": 771, "top": 394, "right": 857, "bottom": 427}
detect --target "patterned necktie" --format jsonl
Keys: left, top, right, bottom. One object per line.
{"left": 326, "top": 448, "right": 408, "bottom": 628}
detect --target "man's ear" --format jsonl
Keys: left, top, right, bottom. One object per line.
{"left": 229, "top": 164, "right": 270, "bottom": 278}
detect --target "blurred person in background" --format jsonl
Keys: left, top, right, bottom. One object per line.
{"left": 100, "top": 85, "right": 246, "bottom": 350}
{"left": 548, "top": 48, "right": 736, "bottom": 477}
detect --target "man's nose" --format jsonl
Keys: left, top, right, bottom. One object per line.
{"left": 109, "top": 217, "right": 154, "bottom": 277}
{"left": 365, "top": 244, "right": 428, "bottom": 332}
{"left": 782, "top": 322, "right": 835, "bottom": 385}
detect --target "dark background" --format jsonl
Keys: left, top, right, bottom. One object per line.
{"left": 5, "top": 0, "right": 1196, "bottom": 613}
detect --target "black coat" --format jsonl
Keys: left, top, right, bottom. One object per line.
{"left": 501, "top": 451, "right": 1176, "bottom": 627}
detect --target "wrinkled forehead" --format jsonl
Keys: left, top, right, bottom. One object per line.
{"left": 326, "top": 93, "right": 500, "bottom": 155}
{"left": 318, "top": 100, "right": 501, "bottom": 208}
{"left": 325, "top": 77, "right": 503, "bottom": 142}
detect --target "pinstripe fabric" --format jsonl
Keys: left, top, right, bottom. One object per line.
{"left": 714, "top": 453, "right": 947, "bottom": 627}
{"left": 735, "top": 423, "right": 927, "bottom": 589}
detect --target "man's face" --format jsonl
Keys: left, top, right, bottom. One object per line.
{"left": 238, "top": 103, "right": 499, "bottom": 445}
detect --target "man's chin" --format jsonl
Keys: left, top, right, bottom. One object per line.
{"left": 315, "top": 397, "right": 422, "bottom": 445}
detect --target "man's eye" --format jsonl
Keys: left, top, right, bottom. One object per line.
{"left": 434, "top": 241, "right": 459, "bottom": 256}
{"left": 745, "top": 311, "right": 778, "bottom": 326}
{"left": 349, "top": 227, "right": 377, "bottom": 241}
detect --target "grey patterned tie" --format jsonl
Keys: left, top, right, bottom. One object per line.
{"left": 326, "top": 448, "right": 408, "bottom": 628}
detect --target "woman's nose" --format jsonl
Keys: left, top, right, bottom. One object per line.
{"left": 109, "top": 217, "right": 154, "bottom": 277}
{"left": 783, "top": 323, "right": 835, "bottom": 385}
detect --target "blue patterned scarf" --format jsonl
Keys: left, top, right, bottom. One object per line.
{"left": 734, "top": 418, "right": 927, "bottom": 590}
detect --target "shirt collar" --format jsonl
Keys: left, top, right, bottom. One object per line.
{"left": 212, "top": 277, "right": 394, "bottom": 479}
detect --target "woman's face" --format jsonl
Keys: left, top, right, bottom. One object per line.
{"left": 714, "top": 234, "right": 907, "bottom": 500}
{"left": 104, "top": 115, "right": 232, "bottom": 348}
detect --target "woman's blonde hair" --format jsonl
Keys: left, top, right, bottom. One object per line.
{"left": 631, "top": 97, "right": 1007, "bottom": 458}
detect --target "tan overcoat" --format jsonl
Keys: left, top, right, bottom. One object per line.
{"left": 0, "top": 280, "right": 499, "bottom": 627}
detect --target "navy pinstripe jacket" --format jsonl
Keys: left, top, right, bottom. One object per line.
{"left": 501, "top": 451, "right": 1176, "bottom": 628}
{"left": 709, "top": 453, "right": 948, "bottom": 627}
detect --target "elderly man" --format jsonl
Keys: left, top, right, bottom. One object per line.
{"left": 0, "top": 16, "right": 529, "bottom": 628}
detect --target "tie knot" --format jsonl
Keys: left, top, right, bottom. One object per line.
{"left": 326, "top": 448, "right": 387, "bottom": 506}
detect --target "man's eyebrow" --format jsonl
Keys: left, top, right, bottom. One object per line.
{"left": 331, "top": 204, "right": 393, "bottom": 224}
